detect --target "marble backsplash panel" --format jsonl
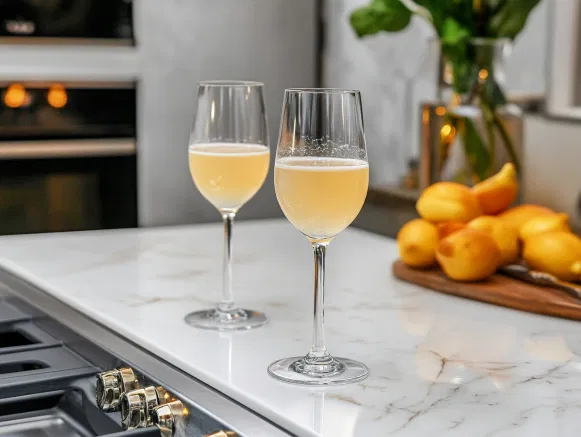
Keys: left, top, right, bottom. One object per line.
{"left": 323, "top": 0, "right": 548, "bottom": 186}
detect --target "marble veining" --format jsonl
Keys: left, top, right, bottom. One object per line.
{"left": 0, "top": 220, "right": 581, "bottom": 436}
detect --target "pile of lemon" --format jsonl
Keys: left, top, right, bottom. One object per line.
{"left": 397, "top": 163, "right": 581, "bottom": 282}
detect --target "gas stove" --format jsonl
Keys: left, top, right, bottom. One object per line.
{"left": 0, "top": 268, "right": 291, "bottom": 437}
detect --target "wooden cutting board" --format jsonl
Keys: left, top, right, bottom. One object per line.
{"left": 392, "top": 259, "right": 581, "bottom": 321}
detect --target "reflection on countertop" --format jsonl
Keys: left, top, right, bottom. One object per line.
{"left": 0, "top": 219, "right": 580, "bottom": 436}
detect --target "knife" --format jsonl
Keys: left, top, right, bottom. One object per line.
{"left": 501, "top": 264, "right": 581, "bottom": 301}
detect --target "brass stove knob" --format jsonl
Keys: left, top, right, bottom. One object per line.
{"left": 96, "top": 367, "right": 139, "bottom": 411}
{"left": 121, "top": 386, "right": 168, "bottom": 429}
{"left": 152, "top": 400, "right": 186, "bottom": 437}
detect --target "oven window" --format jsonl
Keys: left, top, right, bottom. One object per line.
{"left": 0, "top": 173, "right": 101, "bottom": 234}
{"left": 0, "top": 156, "right": 137, "bottom": 235}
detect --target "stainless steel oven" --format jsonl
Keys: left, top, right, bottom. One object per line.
{"left": 0, "top": 80, "right": 137, "bottom": 235}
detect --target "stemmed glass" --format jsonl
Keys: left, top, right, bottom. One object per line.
{"left": 185, "top": 81, "right": 269, "bottom": 330}
{"left": 268, "top": 89, "right": 369, "bottom": 385}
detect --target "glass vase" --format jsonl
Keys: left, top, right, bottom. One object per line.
{"left": 419, "top": 38, "right": 523, "bottom": 188}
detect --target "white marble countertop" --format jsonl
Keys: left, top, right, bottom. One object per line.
{"left": 1, "top": 219, "right": 581, "bottom": 437}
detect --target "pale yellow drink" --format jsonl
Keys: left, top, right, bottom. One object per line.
{"left": 189, "top": 143, "right": 269, "bottom": 211}
{"left": 275, "top": 157, "right": 369, "bottom": 241}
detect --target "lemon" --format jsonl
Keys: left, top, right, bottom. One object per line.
{"left": 498, "top": 204, "right": 554, "bottom": 232}
{"left": 437, "top": 222, "right": 466, "bottom": 239}
{"left": 436, "top": 228, "right": 501, "bottom": 281}
{"left": 397, "top": 219, "right": 439, "bottom": 268}
{"left": 523, "top": 232, "right": 581, "bottom": 282}
{"left": 519, "top": 213, "right": 571, "bottom": 242}
{"left": 468, "top": 216, "right": 519, "bottom": 265}
{"left": 472, "top": 163, "right": 519, "bottom": 215}
{"left": 416, "top": 182, "right": 482, "bottom": 223}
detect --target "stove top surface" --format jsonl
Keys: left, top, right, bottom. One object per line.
{"left": 0, "top": 276, "right": 288, "bottom": 437}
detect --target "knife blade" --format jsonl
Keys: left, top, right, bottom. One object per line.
{"left": 501, "top": 264, "right": 581, "bottom": 301}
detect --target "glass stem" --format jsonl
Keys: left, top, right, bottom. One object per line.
{"left": 308, "top": 242, "right": 330, "bottom": 360}
{"left": 219, "top": 212, "right": 236, "bottom": 313}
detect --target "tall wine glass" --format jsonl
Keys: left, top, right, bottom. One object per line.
{"left": 185, "top": 81, "right": 269, "bottom": 330}
{"left": 268, "top": 89, "right": 369, "bottom": 385}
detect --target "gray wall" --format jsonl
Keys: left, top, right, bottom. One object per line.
{"left": 523, "top": 116, "right": 581, "bottom": 229}
{"left": 136, "top": 0, "right": 318, "bottom": 226}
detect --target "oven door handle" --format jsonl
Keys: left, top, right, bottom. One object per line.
{"left": 0, "top": 138, "right": 135, "bottom": 159}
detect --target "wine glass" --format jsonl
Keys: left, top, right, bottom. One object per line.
{"left": 268, "top": 88, "right": 369, "bottom": 385}
{"left": 185, "top": 80, "right": 269, "bottom": 330}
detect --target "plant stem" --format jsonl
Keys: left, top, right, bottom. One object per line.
{"left": 492, "top": 111, "right": 521, "bottom": 174}
{"left": 486, "top": 119, "right": 495, "bottom": 177}
{"left": 480, "top": 102, "right": 496, "bottom": 177}
{"left": 400, "top": 0, "right": 433, "bottom": 23}
{"left": 461, "top": 116, "right": 490, "bottom": 182}
{"left": 473, "top": 0, "right": 484, "bottom": 36}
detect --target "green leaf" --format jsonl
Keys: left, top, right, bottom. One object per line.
{"left": 350, "top": 0, "right": 412, "bottom": 37}
{"left": 462, "top": 117, "right": 491, "bottom": 181}
{"left": 493, "top": 111, "right": 521, "bottom": 174}
{"left": 416, "top": 1, "right": 475, "bottom": 40}
{"left": 489, "top": 0, "right": 541, "bottom": 38}
{"left": 440, "top": 18, "right": 471, "bottom": 45}
{"left": 482, "top": 77, "right": 508, "bottom": 109}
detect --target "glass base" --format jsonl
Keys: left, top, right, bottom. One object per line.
{"left": 268, "top": 355, "right": 368, "bottom": 386}
{"left": 184, "top": 308, "right": 267, "bottom": 331}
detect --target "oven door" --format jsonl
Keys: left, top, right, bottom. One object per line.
{"left": 0, "top": 145, "right": 137, "bottom": 235}
{"left": 0, "top": 81, "right": 137, "bottom": 235}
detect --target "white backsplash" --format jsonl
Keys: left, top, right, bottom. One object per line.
{"left": 523, "top": 116, "right": 581, "bottom": 229}
{"left": 323, "top": 0, "right": 548, "bottom": 186}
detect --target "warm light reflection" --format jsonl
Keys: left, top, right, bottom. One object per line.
{"left": 443, "top": 63, "right": 454, "bottom": 85}
{"left": 421, "top": 107, "right": 430, "bottom": 124}
{"left": 451, "top": 94, "right": 462, "bottom": 107}
{"left": 48, "top": 84, "right": 68, "bottom": 109}
{"left": 4, "top": 84, "right": 27, "bottom": 108}
{"left": 182, "top": 407, "right": 189, "bottom": 416}
{"left": 435, "top": 106, "right": 446, "bottom": 116}
{"left": 478, "top": 69, "right": 489, "bottom": 81}
{"left": 440, "top": 123, "right": 456, "bottom": 142}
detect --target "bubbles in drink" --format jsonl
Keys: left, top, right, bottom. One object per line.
{"left": 274, "top": 157, "right": 369, "bottom": 241}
